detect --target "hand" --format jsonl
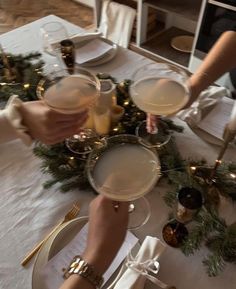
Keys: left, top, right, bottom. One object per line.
{"left": 19, "top": 101, "right": 88, "bottom": 144}
{"left": 83, "top": 196, "right": 129, "bottom": 275}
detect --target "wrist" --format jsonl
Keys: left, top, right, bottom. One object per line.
{"left": 82, "top": 249, "right": 110, "bottom": 276}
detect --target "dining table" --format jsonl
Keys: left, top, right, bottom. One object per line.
{"left": 0, "top": 14, "right": 235, "bottom": 289}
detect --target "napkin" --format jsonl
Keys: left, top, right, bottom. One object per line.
{"left": 99, "top": 0, "right": 136, "bottom": 48}
{"left": 177, "top": 85, "right": 230, "bottom": 127}
{"left": 51, "top": 31, "right": 102, "bottom": 50}
{"left": 113, "top": 236, "right": 169, "bottom": 289}
{"left": 75, "top": 38, "right": 113, "bottom": 65}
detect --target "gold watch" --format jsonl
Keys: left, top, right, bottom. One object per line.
{"left": 63, "top": 255, "right": 104, "bottom": 289}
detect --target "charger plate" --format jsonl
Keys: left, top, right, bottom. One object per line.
{"left": 32, "top": 216, "right": 88, "bottom": 289}
{"left": 32, "top": 216, "right": 141, "bottom": 289}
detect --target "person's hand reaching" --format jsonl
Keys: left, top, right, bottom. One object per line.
{"left": 19, "top": 101, "right": 88, "bottom": 144}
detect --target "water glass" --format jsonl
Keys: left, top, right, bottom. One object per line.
{"left": 40, "top": 22, "right": 69, "bottom": 56}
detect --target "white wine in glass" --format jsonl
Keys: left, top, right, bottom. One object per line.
{"left": 130, "top": 63, "right": 190, "bottom": 148}
{"left": 37, "top": 66, "right": 101, "bottom": 156}
{"left": 87, "top": 134, "right": 161, "bottom": 229}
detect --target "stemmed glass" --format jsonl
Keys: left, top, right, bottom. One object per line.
{"left": 37, "top": 66, "right": 102, "bottom": 158}
{"left": 40, "top": 22, "right": 69, "bottom": 56}
{"left": 130, "top": 63, "right": 190, "bottom": 148}
{"left": 87, "top": 134, "right": 161, "bottom": 229}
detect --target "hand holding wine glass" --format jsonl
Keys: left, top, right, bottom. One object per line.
{"left": 37, "top": 67, "right": 101, "bottom": 152}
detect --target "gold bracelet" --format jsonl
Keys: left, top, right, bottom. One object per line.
{"left": 63, "top": 255, "right": 104, "bottom": 289}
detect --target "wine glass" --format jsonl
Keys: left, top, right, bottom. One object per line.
{"left": 37, "top": 65, "right": 102, "bottom": 158}
{"left": 87, "top": 134, "right": 161, "bottom": 229}
{"left": 40, "top": 22, "right": 69, "bottom": 56}
{"left": 130, "top": 63, "right": 190, "bottom": 148}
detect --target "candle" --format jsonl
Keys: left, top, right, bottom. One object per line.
{"left": 94, "top": 106, "right": 111, "bottom": 135}
{"left": 98, "top": 79, "right": 116, "bottom": 109}
{"left": 110, "top": 105, "right": 125, "bottom": 124}
{"left": 84, "top": 110, "right": 94, "bottom": 129}
{"left": 228, "top": 100, "right": 236, "bottom": 131}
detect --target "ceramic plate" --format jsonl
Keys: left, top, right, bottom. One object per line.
{"left": 171, "top": 35, "right": 194, "bottom": 53}
{"left": 76, "top": 37, "right": 118, "bottom": 67}
{"left": 32, "top": 216, "right": 141, "bottom": 289}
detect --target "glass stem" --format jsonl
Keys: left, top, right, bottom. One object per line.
{"left": 146, "top": 113, "right": 158, "bottom": 134}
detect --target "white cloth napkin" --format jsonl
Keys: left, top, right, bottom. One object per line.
{"left": 51, "top": 31, "right": 102, "bottom": 51}
{"left": 177, "top": 85, "right": 230, "bottom": 127}
{"left": 113, "top": 236, "right": 168, "bottom": 289}
{"left": 99, "top": 0, "right": 136, "bottom": 48}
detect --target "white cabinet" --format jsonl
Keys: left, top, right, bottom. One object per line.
{"left": 134, "top": 0, "right": 204, "bottom": 68}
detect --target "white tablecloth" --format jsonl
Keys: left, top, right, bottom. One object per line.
{"left": 0, "top": 15, "right": 235, "bottom": 289}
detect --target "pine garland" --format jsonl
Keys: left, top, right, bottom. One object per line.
{"left": 0, "top": 52, "right": 44, "bottom": 105}
{"left": 1, "top": 53, "right": 236, "bottom": 276}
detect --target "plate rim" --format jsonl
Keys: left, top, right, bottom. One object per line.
{"left": 32, "top": 216, "right": 88, "bottom": 289}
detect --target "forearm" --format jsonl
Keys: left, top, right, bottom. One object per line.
{"left": 189, "top": 31, "right": 236, "bottom": 101}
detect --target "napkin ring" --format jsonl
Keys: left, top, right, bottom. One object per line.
{"left": 63, "top": 255, "right": 104, "bottom": 289}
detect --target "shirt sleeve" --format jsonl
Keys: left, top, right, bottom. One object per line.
{"left": 0, "top": 95, "right": 33, "bottom": 145}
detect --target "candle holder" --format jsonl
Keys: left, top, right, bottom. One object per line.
{"left": 60, "top": 39, "right": 75, "bottom": 74}
{"left": 175, "top": 187, "right": 203, "bottom": 223}
{"left": 162, "top": 220, "right": 188, "bottom": 248}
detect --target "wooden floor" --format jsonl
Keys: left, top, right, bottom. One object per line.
{"left": 0, "top": 0, "right": 94, "bottom": 35}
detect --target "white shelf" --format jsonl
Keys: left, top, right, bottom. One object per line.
{"left": 144, "top": 0, "right": 202, "bottom": 22}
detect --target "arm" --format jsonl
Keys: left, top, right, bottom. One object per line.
{"left": 60, "top": 196, "right": 129, "bottom": 289}
{"left": 188, "top": 30, "right": 236, "bottom": 105}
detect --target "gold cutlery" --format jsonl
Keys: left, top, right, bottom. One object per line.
{"left": 21, "top": 201, "right": 80, "bottom": 266}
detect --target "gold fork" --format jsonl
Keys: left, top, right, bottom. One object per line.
{"left": 21, "top": 201, "right": 80, "bottom": 266}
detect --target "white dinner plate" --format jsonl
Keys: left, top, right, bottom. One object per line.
{"left": 32, "top": 216, "right": 142, "bottom": 289}
{"left": 76, "top": 37, "right": 118, "bottom": 67}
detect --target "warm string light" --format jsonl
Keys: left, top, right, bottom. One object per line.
{"left": 230, "top": 173, "right": 236, "bottom": 179}
{"left": 23, "top": 83, "right": 30, "bottom": 89}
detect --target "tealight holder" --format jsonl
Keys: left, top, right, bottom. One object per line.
{"left": 162, "top": 220, "right": 188, "bottom": 248}
{"left": 175, "top": 187, "right": 203, "bottom": 223}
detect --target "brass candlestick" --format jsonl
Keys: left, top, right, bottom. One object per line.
{"left": 211, "top": 126, "right": 236, "bottom": 180}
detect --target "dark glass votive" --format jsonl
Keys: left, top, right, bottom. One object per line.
{"left": 162, "top": 220, "right": 188, "bottom": 248}
{"left": 60, "top": 39, "right": 75, "bottom": 72}
{"left": 176, "top": 187, "right": 203, "bottom": 223}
